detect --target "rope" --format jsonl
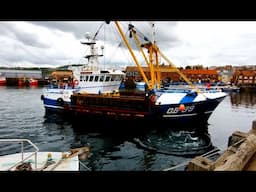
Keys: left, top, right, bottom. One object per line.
{"left": 163, "top": 137, "right": 247, "bottom": 171}
{"left": 105, "top": 24, "right": 134, "bottom": 67}
{"left": 163, "top": 147, "right": 221, "bottom": 171}
{"left": 92, "top": 22, "right": 105, "bottom": 40}
{"left": 79, "top": 161, "right": 91, "bottom": 171}
{"left": 163, "top": 160, "right": 191, "bottom": 171}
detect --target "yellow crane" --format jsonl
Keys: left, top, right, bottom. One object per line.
{"left": 114, "top": 21, "right": 201, "bottom": 93}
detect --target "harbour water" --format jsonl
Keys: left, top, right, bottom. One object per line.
{"left": 0, "top": 86, "right": 256, "bottom": 171}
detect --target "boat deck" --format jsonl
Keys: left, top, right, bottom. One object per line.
{"left": 67, "top": 92, "right": 153, "bottom": 119}
{"left": 0, "top": 152, "right": 79, "bottom": 171}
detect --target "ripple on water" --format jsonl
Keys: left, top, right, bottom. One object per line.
{"left": 95, "top": 141, "right": 144, "bottom": 171}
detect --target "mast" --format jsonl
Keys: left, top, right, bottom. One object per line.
{"left": 115, "top": 21, "right": 160, "bottom": 90}
{"left": 81, "top": 32, "right": 103, "bottom": 71}
{"left": 150, "top": 22, "right": 161, "bottom": 89}
{"left": 114, "top": 21, "right": 199, "bottom": 93}
{"left": 114, "top": 21, "right": 151, "bottom": 88}
{"left": 151, "top": 22, "right": 156, "bottom": 44}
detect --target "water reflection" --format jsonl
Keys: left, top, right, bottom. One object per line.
{"left": 2, "top": 87, "right": 255, "bottom": 170}
{"left": 43, "top": 111, "right": 214, "bottom": 170}
{"left": 230, "top": 91, "right": 256, "bottom": 107}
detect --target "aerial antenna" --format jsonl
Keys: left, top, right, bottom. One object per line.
{"left": 92, "top": 22, "right": 105, "bottom": 40}
{"left": 85, "top": 32, "right": 91, "bottom": 41}
{"left": 150, "top": 22, "right": 156, "bottom": 44}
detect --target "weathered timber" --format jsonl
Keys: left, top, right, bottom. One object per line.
{"left": 214, "top": 134, "right": 256, "bottom": 171}
{"left": 228, "top": 131, "right": 248, "bottom": 147}
{"left": 187, "top": 119, "right": 256, "bottom": 171}
{"left": 187, "top": 156, "right": 214, "bottom": 171}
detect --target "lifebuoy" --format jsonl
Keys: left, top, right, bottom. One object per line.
{"left": 74, "top": 80, "right": 79, "bottom": 86}
{"left": 56, "top": 98, "right": 64, "bottom": 106}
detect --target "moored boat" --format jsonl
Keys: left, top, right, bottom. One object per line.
{"left": 29, "top": 78, "right": 38, "bottom": 86}
{"left": 41, "top": 21, "right": 227, "bottom": 125}
{"left": 0, "top": 139, "right": 90, "bottom": 171}
{"left": 18, "top": 78, "right": 39, "bottom": 87}
{"left": 0, "top": 76, "right": 6, "bottom": 85}
{"left": 62, "top": 87, "right": 226, "bottom": 124}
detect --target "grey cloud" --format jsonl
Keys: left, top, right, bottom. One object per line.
{"left": 0, "top": 24, "right": 13, "bottom": 36}
{"left": 30, "top": 21, "right": 181, "bottom": 49}
{"left": 0, "top": 21, "right": 196, "bottom": 68}
{"left": 155, "top": 22, "right": 181, "bottom": 49}
{"left": 0, "top": 22, "right": 80, "bottom": 67}
{"left": 24, "top": 48, "right": 73, "bottom": 66}
{"left": 0, "top": 22, "right": 50, "bottom": 49}
{"left": 30, "top": 21, "right": 104, "bottom": 39}
{"left": 213, "top": 52, "right": 255, "bottom": 65}
{"left": 14, "top": 31, "right": 50, "bottom": 49}
{"left": 123, "top": 21, "right": 181, "bottom": 49}
{"left": 0, "top": 37, "right": 71, "bottom": 67}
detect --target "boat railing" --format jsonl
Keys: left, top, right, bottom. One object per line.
{"left": 0, "top": 139, "right": 39, "bottom": 171}
{"left": 47, "top": 84, "right": 74, "bottom": 89}
{"left": 161, "top": 86, "right": 223, "bottom": 94}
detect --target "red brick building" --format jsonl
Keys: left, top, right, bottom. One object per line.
{"left": 125, "top": 66, "right": 219, "bottom": 83}
{"left": 233, "top": 70, "right": 256, "bottom": 85}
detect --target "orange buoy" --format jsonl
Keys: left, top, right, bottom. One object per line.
{"left": 150, "top": 95, "right": 156, "bottom": 103}
{"left": 179, "top": 104, "right": 185, "bottom": 112}
{"left": 74, "top": 80, "right": 79, "bottom": 86}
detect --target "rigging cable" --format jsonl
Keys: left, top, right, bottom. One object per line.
{"left": 105, "top": 22, "right": 135, "bottom": 69}
{"left": 92, "top": 22, "right": 105, "bottom": 40}
{"left": 103, "top": 23, "right": 105, "bottom": 69}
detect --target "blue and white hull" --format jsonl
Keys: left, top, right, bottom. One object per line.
{"left": 152, "top": 90, "right": 227, "bottom": 123}
{"left": 41, "top": 86, "right": 227, "bottom": 125}
{"left": 41, "top": 88, "right": 76, "bottom": 113}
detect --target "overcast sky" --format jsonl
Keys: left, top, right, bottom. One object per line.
{"left": 1, "top": 21, "right": 256, "bottom": 69}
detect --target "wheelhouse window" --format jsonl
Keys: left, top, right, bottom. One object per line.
{"left": 114, "top": 75, "right": 120, "bottom": 81}
{"left": 95, "top": 76, "right": 99, "bottom": 82}
{"left": 116, "top": 75, "right": 121, "bottom": 81}
{"left": 89, "top": 76, "right": 94, "bottom": 82}
{"left": 100, "top": 75, "right": 105, "bottom": 82}
{"left": 105, "top": 76, "right": 110, "bottom": 82}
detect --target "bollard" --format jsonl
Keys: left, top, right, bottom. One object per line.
{"left": 252, "top": 120, "right": 256, "bottom": 130}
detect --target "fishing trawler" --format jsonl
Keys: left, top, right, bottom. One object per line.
{"left": 60, "top": 22, "right": 227, "bottom": 124}
{"left": 41, "top": 29, "right": 125, "bottom": 112}
{"left": 42, "top": 21, "right": 227, "bottom": 125}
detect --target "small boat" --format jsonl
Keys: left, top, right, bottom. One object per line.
{"left": 218, "top": 85, "right": 240, "bottom": 93}
{"left": 29, "top": 78, "right": 38, "bottom": 86}
{"left": 0, "top": 139, "right": 89, "bottom": 171}
{"left": 18, "top": 78, "right": 38, "bottom": 87}
{"left": 192, "top": 83, "right": 240, "bottom": 93}
{"left": 0, "top": 76, "right": 6, "bottom": 85}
